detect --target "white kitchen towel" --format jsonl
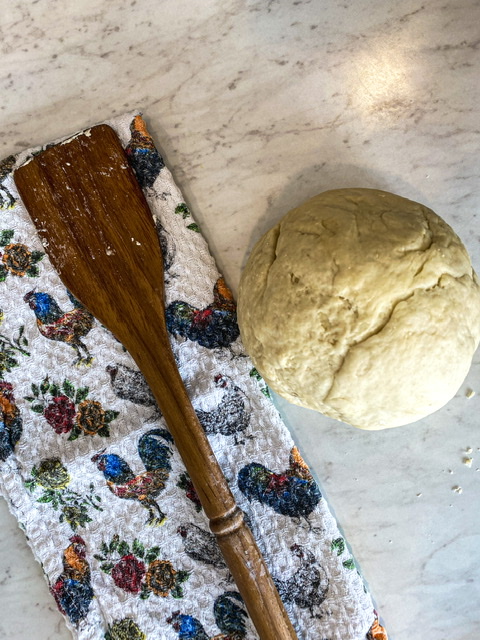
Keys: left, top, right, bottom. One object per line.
{"left": 0, "top": 112, "right": 387, "bottom": 640}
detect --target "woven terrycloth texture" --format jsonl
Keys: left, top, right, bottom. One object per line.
{"left": 0, "top": 113, "right": 386, "bottom": 640}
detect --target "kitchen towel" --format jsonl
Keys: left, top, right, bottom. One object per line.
{"left": 0, "top": 112, "right": 387, "bottom": 640}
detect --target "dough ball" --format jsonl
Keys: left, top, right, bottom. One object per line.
{"left": 237, "top": 188, "right": 480, "bottom": 429}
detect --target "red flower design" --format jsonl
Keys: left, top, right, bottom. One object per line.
{"left": 111, "top": 554, "right": 146, "bottom": 593}
{"left": 43, "top": 395, "right": 76, "bottom": 434}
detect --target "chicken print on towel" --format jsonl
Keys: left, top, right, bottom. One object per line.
{"left": 0, "top": 380, "right": 22, "bottom": 461}
{"left": 24, "top": 290, "right": 94, "bottom": 365}
{"left": 0, "top": 154, "right": 16, "bottom": 209}
{"left": 125, "top": 114, "right": 165, "bottom": 190}
{"left": 177, "top": 522, "right": 227, "bottom": 571}
{"left": 166, "top": 277, "right": 240, "bottom": 350}
{"left": 168, "top": 590, "right": 250, "bottom": 640}
{"left": 194, "top": 374, "right": 252, "bottom": 445}
{"left": 92, "top": 428, "right": 174, "bottom": 526}
{"left": 274, "top": 544, "right": 329, "bottom": 619}
{"left": 50, "top": 536, "right": 94, "bottom": 627}
{"left": 238, "top": 447, "right": 321, "bottom": 527}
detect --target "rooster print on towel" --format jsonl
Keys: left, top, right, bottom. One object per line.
{"left": 92, "top": 428, "right": 174, "bottom": 526}
{"left": 125, "top": 115, "right": 165, "bottom": 190}
{"left": 166, "top": 277, "right": 240, "bottom": 350}
{"left": 195, "top": 374, "right": 252, "bottom": 445}
{"left": 168, "top": 590, "right": 250, "bottom": 640}
{"left": 0, "top": 380, "right": 22, "bottom": 462}
{"left": 24, "top": 289, "right": 94, "bottom": 365}
{"left": 50, "top": 536, "right": 94, "bottom": 627}
{"left": 238, "top": 447, "right": 321, "bottom": 527}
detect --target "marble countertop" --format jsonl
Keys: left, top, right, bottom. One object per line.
{"left": 1, "top": 1, "right": 479, "bottom": 638}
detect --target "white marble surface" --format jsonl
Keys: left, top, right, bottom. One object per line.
{"left": 1, "top": 0, "right": 479, "bottom": 638}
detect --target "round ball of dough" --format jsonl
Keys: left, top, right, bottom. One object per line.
{"left": 237, "top": 188, "right": 480, "bottom": 429}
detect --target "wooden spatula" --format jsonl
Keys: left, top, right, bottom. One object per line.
{"left": 14, "top": 124, "right": 297, "bottom": 640}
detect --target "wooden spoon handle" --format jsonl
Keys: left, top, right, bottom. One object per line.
{"left": 131, "top": 328, "right": 297, "bottom": 639}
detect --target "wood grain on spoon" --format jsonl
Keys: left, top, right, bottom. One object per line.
{"left": 14, "top": 124, "right": 298, "bottom": 640}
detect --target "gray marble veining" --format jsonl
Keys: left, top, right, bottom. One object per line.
{"left": 1, "top": 1, "right": 479, "bottom": 638}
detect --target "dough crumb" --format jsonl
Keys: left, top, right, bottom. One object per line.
{"left": 465, "top": 446, "right": 473, "bottom": 453}
{"left": 465, "top": 388, "right": 475, "bottom": 398}
{"left": 463, "top": 457, "right": 473, "bottom": 467}
{"left": 452, "top": 485, "right": 463, "bottom": 494}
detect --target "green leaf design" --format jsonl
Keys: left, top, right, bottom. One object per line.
{"left": 0, "top": 265, "right": 8, "bottom": 282}
{"left": 31, "top": 383, "right": 40, "bottom": 397}
{"left": 331, "top": 537, "right": 346, "bottom": 556}
{"left": 49, "top": 383, "right": 60, "bottom": 396}
{"left": 26, "top": 266, "right": 39, "bottom": 277}
{"left": 110, "top": 534, "right": 120, "bottom": 552}
{"left": 171, "top": 584, "right": 184, "bottom": 599}
{"left": 175, "top": 203, "right": 190, "bottom": 219}
{"left": 186, "top": 223, "right": 200, "bottom": 232}
{"left": 139, "top": 587, "right": 150, "bottom": 600}
{"left": 75, "top": 386, "right": 89, "bottom": 404}
{"left": 40, "top": 377, "right": 50, "bottom": 394}
{"left": 104, "top": 409, "right": 119, "bottom": 423}
{"left": 342, "top": 558, "right": 356, "bottom": 570}
{"left": 37, "top": 494, "right": 54, "bottom": 503}
{"left": 96, "top": 426, "right": 110, "bottom": 437}
{"left": 117, "top": 540, "right": 130, "bottom": 557}
{"left": 24, "top": 479, "right": 37, "bottom": 491}
{"left": 144, "top": 546, "right": 160, "bottom": 564}
{"left": 0, "top": 230, "right": 14, "bottom": 246}
{"left": 67, "top": 427, "right": 81, "bottom": 441}
{"left": 132, "top": 539, "right": 145, "bottom": 559}
{"left": 176, "top": 570, "right": 190, "bottom": 584}
{"left": 30, "top": 250, "right": 44, "bottom": 263}
{"left": 101, "top": 542, "right": 110, "bottom": 556}
{"left": 93, "top": 553, "right": 106, "bottom": 562}
{"left": 62, "top": 379, "right": 75, "bottom": 399}
{"left": 31, "top": 404, "right": 44, "bottom": 414}
{"left": 100, "top": 562, "right": 114, "bottom": 574}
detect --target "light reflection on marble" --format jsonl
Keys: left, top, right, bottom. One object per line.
{"left": 1, "top": 1, "right": 480, "bottom": 638}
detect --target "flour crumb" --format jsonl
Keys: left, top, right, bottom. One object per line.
{"left": 465, "top": 446, "right": 473, "bottom": 454}
{"left": 452, "top": 485, "right": 463, "bottom": 494}
{"left": 465, "top": 388, "right": 475, "bottom": 399}
{"left": 463, "top": 457, "right": 473, "bottom": 467}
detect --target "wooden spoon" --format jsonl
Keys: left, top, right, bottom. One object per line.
{"left": 14, "top": 124, "right": 298, "bottom": 640}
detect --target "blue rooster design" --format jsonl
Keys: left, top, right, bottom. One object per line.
{"left": 166, "top": 277, "right": 240, "bottom": 350}
{"left": 238, "top": 447, "right": 321, "bottom": 526}
{"left": 167, "top": 590, "right": 249, "bottom": 639}
{"left": 50, "top": 536, "right": 94, "bottom": 626}
{"left": 125, "top": 115, "right": 164, "bottom": 189}
{"left": 24, "top": 289, "right": 94, "bottom": 365}
{"left": 92, "top": 428, "right": 174, "bottom": 526}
